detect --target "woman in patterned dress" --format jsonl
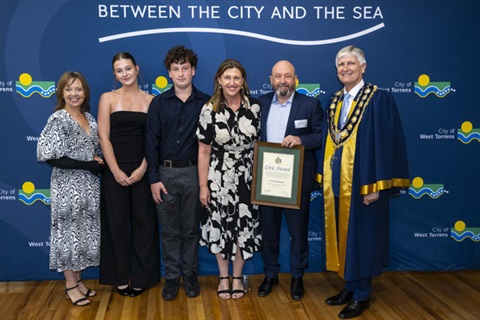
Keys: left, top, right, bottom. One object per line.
{"left": 37, "top": 72, "right": 103, "bottom": 306}
{"left": 197, "top": 59, "right": 261, "bottom": 300}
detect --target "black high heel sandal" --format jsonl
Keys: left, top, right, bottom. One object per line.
{"left": 217, "top": 276, "right": 231, "bottom": 300}
{"left": 77, "top": 278, "right": 96, "bottom": 297}
{"left": 65, "top": 285, "right": 90, "bottom": 306}
{"left": 231, "top": 276, "right": 246, "bottom": 300}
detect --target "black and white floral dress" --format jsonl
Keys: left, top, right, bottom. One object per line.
{"left": 37, "top": 109, "right": 101, "bottom": 272}
{"left": 196, "top": 97, "right": 262, "bottom": 261}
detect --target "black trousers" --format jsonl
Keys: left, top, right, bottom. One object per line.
{"left": 155, "top": 165, "right": 200, "bottom": 279}
{"left": 260, "top": 192, "right": 310, "bottom": 278}
{"left": 100, "top": 163, "right": 160, "bottom": 288}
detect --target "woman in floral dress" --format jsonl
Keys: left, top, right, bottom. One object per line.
{"left": 37, "top": 72, "right": 103, "bottom": 306}
{"left": 197, "top": 59, "right": 261, "bottom": 300}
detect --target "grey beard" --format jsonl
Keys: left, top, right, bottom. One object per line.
{"left": 275, "top": 86, "right": 293, "bottom": 97}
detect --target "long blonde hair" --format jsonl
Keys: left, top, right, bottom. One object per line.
{"left": 208, "top": 59, "right": 251, "bottom": 112}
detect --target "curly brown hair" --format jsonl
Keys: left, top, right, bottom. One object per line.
{"left": 164, "top": 45, "right": 198, "bottom": 70}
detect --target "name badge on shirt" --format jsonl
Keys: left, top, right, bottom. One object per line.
{"left": 295, "top": 119, "right": 308, "bottom": 129}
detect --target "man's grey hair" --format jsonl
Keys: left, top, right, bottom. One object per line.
{"left": 335, "top": 45, "right": 366, "bottom": 66}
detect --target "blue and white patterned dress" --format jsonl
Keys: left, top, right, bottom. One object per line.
{"left": 196, "top": 97, "right": 262, "bottom": 261}
{"left": 37, "top": 109, "right": 101, "bottom": 272}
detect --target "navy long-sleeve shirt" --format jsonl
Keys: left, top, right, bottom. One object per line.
{"left": 145, "top": 85, "right": 210, "bottom": 184}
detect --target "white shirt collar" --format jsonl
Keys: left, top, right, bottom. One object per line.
{"left": 344, "top": 79, "right": 365, "bottom": 99}
{"left": 273, "top": 91, "right": 295, "bottom": 105}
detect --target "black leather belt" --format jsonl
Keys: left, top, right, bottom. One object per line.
{"left": 162, "top": 159, "right": 197, "bottom": 168}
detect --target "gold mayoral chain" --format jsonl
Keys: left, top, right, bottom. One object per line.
{"left": 328, "top": 83, "right": 377, "bottom": 147}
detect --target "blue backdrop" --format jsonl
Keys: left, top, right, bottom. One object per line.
{"left": 1, "top": 0, "right": 479, "bottom": 281}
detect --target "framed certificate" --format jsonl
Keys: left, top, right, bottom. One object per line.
{"left": 251, "top": 141, "right": 304, "bottom": 209}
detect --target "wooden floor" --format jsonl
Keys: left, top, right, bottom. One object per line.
{"left": 1, "top": 271, "right": 479, "bottom": 320}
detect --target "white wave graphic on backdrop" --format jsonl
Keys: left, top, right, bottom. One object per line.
{"left": 99, "top": 23, "right": 385, "bottom": 45}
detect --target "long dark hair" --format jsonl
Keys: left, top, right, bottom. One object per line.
{"left": 112, "top": 52, "right": 138, "bottom": 67}
{"left": 111, "top": 52, "right": 142, "bottom": 89}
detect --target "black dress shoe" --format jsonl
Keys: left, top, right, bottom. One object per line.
{"left": 116, "top": 286, "right": 130, "bottom": 296}
{"left": 257, "top": 276, "right": 279, "bottom": 297}
{"left": 129, "top": 288, "right": 144, "bottom": 297}
{"left": 184, "top": 275, "right": 200, "bottom": 298}
{"left": 338, "top": 299, "right": 370, "bottom": 319}
{"left": 290, "top": 277, "right": 304, "bottom": 301}
{"left": 162, "top": 278, "right": 180, "bottom": 301}
{"left": 325, "top": 290, "right": 353, "bottom": 306}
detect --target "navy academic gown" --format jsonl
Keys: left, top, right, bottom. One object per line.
{"left": 317, "top": 83, "right": 410, "bottom": 281}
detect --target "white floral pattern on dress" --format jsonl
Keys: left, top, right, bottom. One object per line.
{"left": 196, "top": 97, "right": 262, "bottom": 261}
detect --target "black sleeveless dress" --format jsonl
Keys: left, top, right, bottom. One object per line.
{"left": 100, "top": 111, "right": 160, "bottom": 288}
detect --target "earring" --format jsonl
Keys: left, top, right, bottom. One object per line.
{"left": 219, "top": 85, "right": 222, "bottom": 89}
